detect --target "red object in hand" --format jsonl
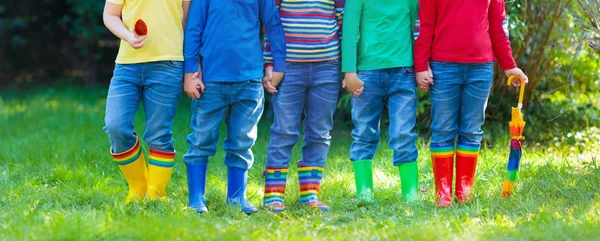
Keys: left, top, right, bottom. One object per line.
{"left": 134, "top": 19, "right": 148, "bottom": 36}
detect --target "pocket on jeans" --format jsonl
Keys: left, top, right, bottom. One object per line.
{"left": 402, "top": 67, "right": 415, "bottom": 75}
{"left": 166, "top": 61, "right": 183, "bottom": 69}
{"left": 329, "top": 59, "right": 340, "bottom": 65}
{"left": 247, "top": 78, "right": 263, "bottom": 85}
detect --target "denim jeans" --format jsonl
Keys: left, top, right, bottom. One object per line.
{"left": 429, "top": 61, "right": 494, "bottom": 145}
{"left": 350, "top": 67, "right": 418, "bottom": 166}
{"left": 103, "top": 61, "right": 183, "bottom": 153}
{"left": 183, "top": 79, "right": 265, "bottom": 170}
{"left": 267, "top": 60, "right": 340, "bottom": 168}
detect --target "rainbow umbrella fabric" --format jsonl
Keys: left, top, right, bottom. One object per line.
{"left": 502, "top": 76, "right": 527, "bottom": 197}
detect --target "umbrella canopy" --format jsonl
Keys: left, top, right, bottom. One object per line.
{"left": 502, "top": 76, "right": 527, "bottom": 197}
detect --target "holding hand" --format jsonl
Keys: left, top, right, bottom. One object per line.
{"left": 127, "top": 32, "right": 146, "bottom": 49}
{"left": 416, "top": 65, "right": 434, "bottom": 92}
{"left": 504, "top": 68, "right": 528, "bottom": 87}
{"left": 343, "top": 73, "right": 365, "bottom": 97}
{"left": 183, "top": 71, "right": 205, "bottom": 99}
{"left": 263, "top": 66, "right": 284, "bottom": 94}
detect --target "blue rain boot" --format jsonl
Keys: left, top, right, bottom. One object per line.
{"left": 226, "top": 167, "right": 258, "bottom": 214}
{"left": 186, "top": 162, "right": 208, "bottom": 213}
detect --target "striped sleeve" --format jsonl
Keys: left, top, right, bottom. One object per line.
{"left": 335, "top": 0, "right": 345, "bottom": 39}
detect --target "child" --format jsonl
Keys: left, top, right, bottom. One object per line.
{"left": 414, "top": 0, "right": 528, "bottom": 207}
{"left": 261, "top": 0, "right": 345, "bottom": 213}
{"left": 341, "top": 0, "right": 420, "bottom": 203}
{"left": 183, "top": 0, "right": 286, "bottom": 214}
{"left": 102, "top": 0, "right": 190, "bottom": 203}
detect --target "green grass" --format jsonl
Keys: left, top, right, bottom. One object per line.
{"left": 1, "top": 87, "right": 599, "bottom": 240}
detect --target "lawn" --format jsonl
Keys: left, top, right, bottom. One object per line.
{"left": 1, "top": 87, "right": 599, "bottom": 240}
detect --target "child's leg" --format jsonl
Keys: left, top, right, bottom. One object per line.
{"left": 455, "top": 62, "right": 494, "bottom": 203}
{"left": 350, "top": 70, "right": 385, "bottom": 202}
{"left": 429, "top": 61, "right": 462, "bottom": 207}
{"left": 265, "top": 63, "right": 308, "bottom": 212}
{"left": 103, "top": 63, "right": 146, "bottom": 203}
{"left": 224, "top": 79, "right": 265, "bottom": 214}
{"left": 298, "top": 60, "right": 340, "bottom": 211}
{"left": 141, "top": 61, "right": 184, "bottom": 200}
{"left": 183, "top": 81, "right": 228, "bottom": 213}
{"left": 387, "top": 67, "right": 419, "bottom": 202}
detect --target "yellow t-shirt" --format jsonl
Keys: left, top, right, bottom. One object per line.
{"left": 106, "top": 0, "right": 191, "bottom": 64}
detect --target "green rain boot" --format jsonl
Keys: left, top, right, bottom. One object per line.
{"left": 398, "top": 162, "right": 419, "bottom": 203}
{"left": 352, "top": 160, "right": 374, "bottom": 203}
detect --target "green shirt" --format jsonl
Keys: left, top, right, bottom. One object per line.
{"left": 341, "top": 0, "right": 418, "bottom": 72}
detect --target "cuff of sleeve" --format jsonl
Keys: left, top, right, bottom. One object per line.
{"left": 184, "top": 56, "right": 199, "bottom": 74}
{"left": 272, "top": 58, "right": 286, "bottom": 72}
{"left": 264, "top": 63, "right": 274, "bottom": 69}
{"left": 414, "top": 63, "right": 428, "bottom": 72}
{"left": 341, "top": 66, "right": 357, "bottom": 73}
{"left": 499, "top": 60, "right": 517, "bottom": 71}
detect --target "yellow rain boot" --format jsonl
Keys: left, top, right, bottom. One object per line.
{"left": 147, "top": 149, "right": 175, "bottom": 201}
{"left": 111, "top": 139, "right": 147, "bottom": 203}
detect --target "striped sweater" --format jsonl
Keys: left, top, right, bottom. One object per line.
{"left": 264, "top": 0, "right": 345, "bottom": 65}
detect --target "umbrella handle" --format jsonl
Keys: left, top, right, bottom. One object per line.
{"left": 506, "top": 75, "right": 527, "bottom": 108}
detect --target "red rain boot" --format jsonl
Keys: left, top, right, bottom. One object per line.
{"left": 431, "top": 143, "right": 454, "bottom": 207}
{"left": 455, "top": 142, "right": 480, "bottom": 203}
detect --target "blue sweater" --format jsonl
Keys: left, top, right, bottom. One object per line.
{"left": 184, "top": 0, "right": 287, "bottom": 82}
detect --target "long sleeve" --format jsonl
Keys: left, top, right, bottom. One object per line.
{"left": 413, "top": 0, "right": 436, "bottom": 72}
{"left": 263, "top": 0, "right": 282, "bottom": 67}
{"left": 183, "top": 0, "right": 208, "bottom": 74}
{"left": 335, "top": 0, "right": 345, "bottom": 39}
{"left": 340, "top": 0, "right": 361, "bottom": 72}
{"left": 489, "top": 0, "right": 516, "bottom": 70}
{"left": 260, "top": 0, "right": 286, "bottom": 72}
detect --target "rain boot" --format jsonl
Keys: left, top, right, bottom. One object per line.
{"left": 297, "top": 162, "right": 329, "bottom": 212}
{"left": 431, "top": 143, "right": 454, "bottom": 207}
{"left": 398, "top": 162, "right": 419, "bottom": 203}
{"left": 111, "top": 138, "right": 147, "bottom": 203}
{"left": 227, "top": 167, "right": 258, "bottom": 214}
{"left": 263, "top": 166, "right": 288, "bottom": 213}
{"left": 455, "top": 142, "right": 480, "bottom": 203}
{"left": 147, "top": 149, "right": 176, "bottom": 201}
{"left": 352, "top": 160, "right": 374, "bottom": 203}
{"left": 186, "top": 162, "right": 208, "bottom": 213}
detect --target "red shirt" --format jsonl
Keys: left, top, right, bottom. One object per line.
{"left": 414, "top": 0, "right": 517, "bottom": 72}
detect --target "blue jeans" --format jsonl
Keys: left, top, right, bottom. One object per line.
{"left": 103, "top": 61, "right": 183, "bottom": 153}
{"left": 267, "top": 60, "right": 340, "bottom": 168}
{"left": 183, "top": 79, "right": 265, "bottom": 170}
{"left": 350, "top": 67, "right": 418, "bottom": 166}
{"left": 429, "top": 61, "right": 494, "bottom": 145}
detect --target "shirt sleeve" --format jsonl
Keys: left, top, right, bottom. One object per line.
{"left": 413, "top": 0, "right": 436, "bottom": 72}
{"left": 260, "top": 0, "right": 287, "bottom": 72}
{"left": 489, "top": 0, "right": 517, "bottom": 70}
{"left": 340, "top": 0, "right": 361, "bottom": 73}
{"left": 335, "top": 0, "right": 345, "bottom": 40}
{"left": 410, "top": 0, "right": 418, "bottom": 42}
{"left": 263, "top": 0, "right": 282, "bottom": 68}
{"left": 106, "top": 0, "right": 124, "bottom": 4}
{"left": 183, "top": 0, "right": 208, "bottom": 74}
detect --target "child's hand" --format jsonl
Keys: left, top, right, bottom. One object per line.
{"left": 262, "top": 66, "right": 278, "bottom": 94}
{"left": 184, "top": 72, "right": 205, "bottom": 99}
{"left": 343, "top": 73, "right": 365, "bottom": 98}
{"left": 504, "top": 68, "right": 529, "bottom": 86}
{"left": 127, "top": 32, "right": 147, "bottom": 49}
{"left": 416, "top": 66, "right": 434, "bottom": 92}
